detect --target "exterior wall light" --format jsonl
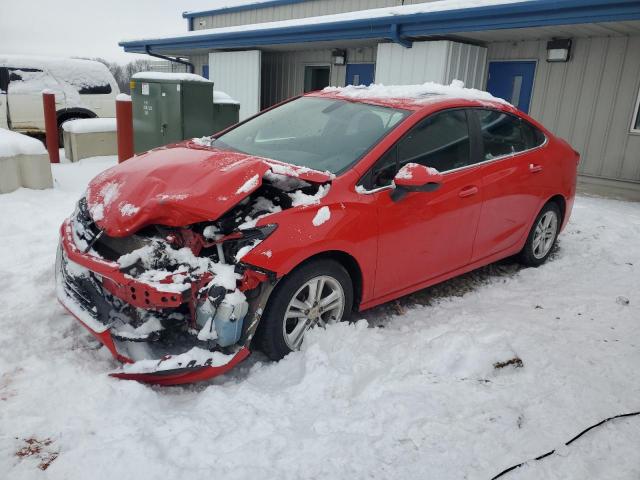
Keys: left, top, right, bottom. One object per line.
{"left": 546, "top": 39, "right": 572, "bottom": 62}
{"left": 332, "top": 49, "right": 346, "bottom": 65}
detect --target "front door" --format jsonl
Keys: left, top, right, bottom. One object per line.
{"left": 370, "top": 109, "right": 483, "bottom": 299}
{"left": 486, "top": 61, "right": 536, "bottom": 113}
{"left": 346, "top": 63, "right": 375, "bottom": 86}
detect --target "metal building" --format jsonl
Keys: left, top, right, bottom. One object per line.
{"left": 120, "top": 0, "right": 640, "bottom": 199}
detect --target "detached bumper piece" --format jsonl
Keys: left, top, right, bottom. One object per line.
{"left": 56, "top": 220, "right": 251, "bottom": 385}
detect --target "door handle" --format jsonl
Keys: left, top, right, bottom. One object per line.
{"left": 459, "top": 185, "right": 479, "bottom": 198}
{"left": 529, "top": 163, "right": 543, "bottom": 173}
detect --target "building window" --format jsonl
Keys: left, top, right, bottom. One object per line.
{"left": 632, "top": 86, "right": 640, "bottom": 133}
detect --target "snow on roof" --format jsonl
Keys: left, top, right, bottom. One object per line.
{"left": 123, "top": 0, "right": 530, "bottom": 43}
{"left": 213, "top": 90, "right": 239, "bottom": 104}
{"left": 0, "top": 54, "right": 114, "bottom": 89}
{"left": 61, "top": 118, "right": 117, "bottom": 134}
{"left": 323, "top": 80, "right": 509, "bottom": 105}
{"left": 131, "top": 71, "right": 212, "bottom": 83}
{"left": 183, "top": 0, "right": 278, "bottom": 16}
{"left": 0, "top": 128, "right": 47, "bottom": 157}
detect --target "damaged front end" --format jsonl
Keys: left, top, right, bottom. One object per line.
{"left": 57, "top": 187, "right": 318, "bottom": 385}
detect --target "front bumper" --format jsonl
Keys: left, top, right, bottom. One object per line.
{"left": 56, "top": 219, "right": 251, "bottom": 385}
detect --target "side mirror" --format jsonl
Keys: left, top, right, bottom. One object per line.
{"left": 391, "top": 163, "right": 442, "bottom": 202}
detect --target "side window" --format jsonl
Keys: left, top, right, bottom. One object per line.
{"left": 476, "top": 109, "right": 545, "bottom": 160}
{"left": 398, "top": 109, "right": 471, "bottom": 173}
{"left": 364, "top": 109, "right": 472, "bottom": 189}
{"left": 0, "top": 68, "right": 8, "bottom": 92}
{"left": 78, "top": 84, "right": 112, "bottom": 95}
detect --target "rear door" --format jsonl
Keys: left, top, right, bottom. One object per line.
{"left": 470, "top": 108, "right": 549, "bottom": 261}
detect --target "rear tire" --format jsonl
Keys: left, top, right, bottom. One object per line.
{"left": 518, "top": 201, "right": 561, "bottom": 267}
{"left": 257, "top": 259, "right": 353, "bottom": 361}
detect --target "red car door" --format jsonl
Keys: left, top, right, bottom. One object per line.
{"left": 470, "top": 109, "right": 549, "bottom": 261}
{"left": 361, "top": 109, "right": 484, "bottom": 300}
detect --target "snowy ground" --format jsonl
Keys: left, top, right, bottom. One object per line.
{"left": 0, "top": 156, "right": 639, "bottom": 479}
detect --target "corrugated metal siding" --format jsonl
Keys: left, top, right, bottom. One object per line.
{"left": 192, "top": 0, "right": 443, "bottom": 30}
{"left": 488, "top": 36, "right": 640, "bottom": 183}
{"left": 261, "top": 45, "right": 377, "bottom": 108}
{"left": 376, "top": 41, "right": 486, "bottom": 89}
{"left": 209, "top": 50, "right": 262, "bottom": 120}
{"left": 189, "top": 54, "right": 209, "bottom": 78}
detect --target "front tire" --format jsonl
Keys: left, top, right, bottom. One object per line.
{"left": 518, "top": 202, "right": 561, "bottom": 267}
{"left": 258, "top": 259, "right": 353, "bottom": 360}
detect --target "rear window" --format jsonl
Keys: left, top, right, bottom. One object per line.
{"left": 475, "top": 109, "right": 545, "bottom": 160}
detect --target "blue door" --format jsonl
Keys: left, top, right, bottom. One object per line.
{"left": 486, "top": 61, "right": 536, "bottom": 113}
{"left": 202, "top": 65, "right": 209, "bottom": 79}
{"left": 346, "top": 63, "right": 375, "bottom": 86}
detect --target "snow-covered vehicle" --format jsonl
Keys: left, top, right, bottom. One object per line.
{"left": 56, "top": 82, "right": 578, "bottom": 385}
{"left": 0, "top": 55, "right": 119, "bottom": 140}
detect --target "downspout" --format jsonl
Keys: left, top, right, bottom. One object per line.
{"left": 144, "top": 45, "right": 195, "bottom": 74}
{"left": 390, "top": 24, "right": 412, "bottom": 48}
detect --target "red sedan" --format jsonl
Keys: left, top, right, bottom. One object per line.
{"left": 56, "top": 85, "right": 578, "bottom": 384}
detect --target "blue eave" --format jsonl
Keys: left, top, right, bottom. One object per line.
{"left": 122, "top": 0, "right": 640, "bottom": 54}
{"left": 182, "top": 0, "right": 309, "bottom": 19}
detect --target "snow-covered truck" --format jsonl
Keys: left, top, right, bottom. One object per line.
{"left": 0, "top": 55, "right": 119, "bottom": 141}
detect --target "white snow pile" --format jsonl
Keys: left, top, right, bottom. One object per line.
{"left": 289, "top": 184, "right": 330, "bottom": 207}
{"left": 88, "top": 181, "right": 120, "bottom": 221}
{"left": 236, "top": 173, "right": 260, "bottom": 194}
{"left": 132, "top": 71, "right": 211, "bottom": 83}
{"left": 0, "top": 128, "right": 47, "bottom": 157}
{"left": 120, "top": 347, "right": 233, "bottom": 374}
{"left": 324, "top": 79, "right": 508, "bottom": 105}
{"left": 213, "top": 90, "right": 239, "bottom": 105}
{"left": 312, "top": 205, "right": 331, "bottom": 226}
{"left": 115, "top": 93, "right": 131, "bottom": 102}
{"left": 116, "top": 241, "right": 240, "bottom": 291}
{"left": 0, "top": 155, "right": 639, "bottom": 479}
{"left": 62, "top": 118, "right": 117, "bottom": 134}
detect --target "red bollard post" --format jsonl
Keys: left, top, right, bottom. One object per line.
{"left": 42, "top": 91, "right": 59, "bottom": 164}
{"left": 116, "top": 94, "right": 134, "bottom": 163}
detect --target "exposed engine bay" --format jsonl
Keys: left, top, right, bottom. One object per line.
{"left": 57, "top": 164, "right": 330, "bottom": 384}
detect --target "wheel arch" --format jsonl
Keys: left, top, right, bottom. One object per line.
{"left": 56, "top": 107, "right": 97, "bottom": 126}
{"left": 278, "top": 250, "right": 364, "bottom": 312}
{"left": 546, "top": 194, "right": 567, "bottom": 224}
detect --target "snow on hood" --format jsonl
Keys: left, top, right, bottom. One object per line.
{"left": 85, "top": 144, "right": 332, "bottom": 237}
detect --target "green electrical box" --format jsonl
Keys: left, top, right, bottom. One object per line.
{"left": 212, "top": 91, "right": 240, "bottom": 134}
{"left": 131, "top": 74, "right": 215, "bottom": 154}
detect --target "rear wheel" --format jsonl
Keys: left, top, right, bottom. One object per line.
{"left": 518, "top": 202, "right": 561, "bottom": 267}
{"left": 258, "top": 259, "right": 353, "bottom": 360}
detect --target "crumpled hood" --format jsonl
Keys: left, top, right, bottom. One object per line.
{"left": 86, "top": 144, "right": 332, "bottom": 237}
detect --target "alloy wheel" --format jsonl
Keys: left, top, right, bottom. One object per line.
{"left": 532, "top": 211, "right": 558, "bottom": 259}
{"left": 282, "top": 275, "right": 345, "bottom": 350}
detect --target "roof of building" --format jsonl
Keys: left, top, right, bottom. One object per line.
{"left": 182, "top": 0, "right": 308, "bottom": 19}
{"left": 121, "top": 0, "right": 640, "bottom": 54}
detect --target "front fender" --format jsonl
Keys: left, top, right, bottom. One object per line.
{"left": 241, "top": 201, "right": 378, "bottom": 304}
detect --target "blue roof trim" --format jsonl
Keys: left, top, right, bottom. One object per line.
{"left": 123, "top": 0, "right": 640, "bottom": 54}
{"left": 182, "top": 0, "right": 308, "bottom": 19}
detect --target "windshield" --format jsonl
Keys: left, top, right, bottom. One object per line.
{"left": 212, "top": 97, "right": 409, "bottom": 174}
